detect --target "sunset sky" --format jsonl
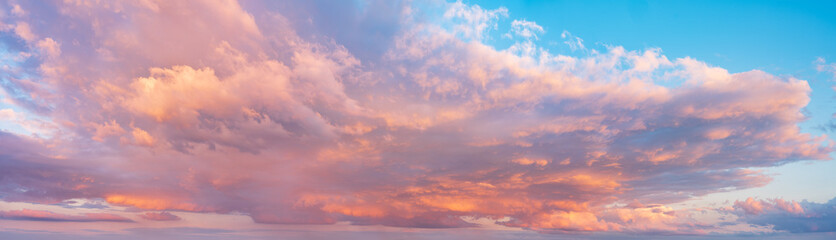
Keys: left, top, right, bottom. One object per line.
{"left": 1, "top": 0, "right": 836, "bottom": 239}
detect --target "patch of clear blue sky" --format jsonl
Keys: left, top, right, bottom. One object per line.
{"left": 468, "top": 0, "right": 836, "bottom": 203}
{"left": 0, "top": 44, "right": 33, "bottom": 135}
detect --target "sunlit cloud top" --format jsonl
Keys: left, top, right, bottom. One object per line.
{"left": 1, "top": 0, "right": 835, "bottom": 239}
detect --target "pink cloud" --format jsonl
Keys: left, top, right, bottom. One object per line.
{"left": 0, "top": 209, "right": 132, "bottom": 222}
{"left": 732, "top": 197, "right": 805, "bottom": 216}
{"left": 726, "top": 197, "right": 836, "bottom": 233}
{"left": 138, "top": 212, "right": 181, "bottom": 221}
{"left": 0, "top": 0, "right": 831, "bottom": 236}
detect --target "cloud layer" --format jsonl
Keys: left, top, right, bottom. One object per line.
{"left": 0, "top": 209, "right": 131, "bottom": 222}
{"left": 730, "top": 197, "right": 836, "bottom": 233}
{"left": 0, "top": 0, "right": 831, "bottom": 236}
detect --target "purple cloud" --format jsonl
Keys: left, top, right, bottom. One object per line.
{"left": 138, "top": 212, "right": 181, "bottom": 221}
{"left": 0, "top": 0, "right": 831, "bottom": 235}
{"left": 730, "top": 197, "right": 836, "bottom": 233}
{"left": 0, "top": 209, "right": 132, "bottom": 222}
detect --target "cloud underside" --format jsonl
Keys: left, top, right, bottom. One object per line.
{"left": 0, "top": 0, "right": 831, "bottom": 234}
{"left": 731, "top": 197, "right": 836, "bottom": 233}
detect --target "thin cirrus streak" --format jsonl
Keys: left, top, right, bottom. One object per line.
{"left": 0, "top": 0, "right": 833, "bottom": 238}
{"left": 0, "top": 209, "right": 132, "bottom": 223}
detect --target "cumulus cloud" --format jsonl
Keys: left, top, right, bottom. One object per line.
{"left": 732, "top": 197, "right": 805, "bottom": 215}
{"left": 0, "top": 0, "right": 831, "bottom": 236}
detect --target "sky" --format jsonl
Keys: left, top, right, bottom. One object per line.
{"left": 1, "top": 0, "right": 836, "bottom": 239}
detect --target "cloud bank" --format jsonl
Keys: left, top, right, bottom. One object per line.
{"left": 730, "top": 197, "right": 836, "bottom": 233}
{"left": 0, "top": 0, "right": 831, "bottom": 235}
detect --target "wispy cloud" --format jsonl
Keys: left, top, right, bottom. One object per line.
{"left": 0, "top": 209, "right": 132, "bottom": 222}
{"left": 138, "top": 212, "right": 181, "bottom": 221}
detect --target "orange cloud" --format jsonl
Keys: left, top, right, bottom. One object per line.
{"left": 0, "top": 0, "right": 830, "bottom": 236}
{"left": 733, "top": 197, "right": 805, "bottom": 216}
{"left": 105, "top": 195, "right": 204, "bottom": 212}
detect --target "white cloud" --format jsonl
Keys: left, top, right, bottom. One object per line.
{"left": 561, "top": 30, "right": 585, "bottom": 51}
{"left": 443, "top": 1, "right": 508, "bottom": 40}
{"left": 510, "top": 19, "right": 544, "bottom": 39}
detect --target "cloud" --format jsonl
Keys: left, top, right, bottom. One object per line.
{"left": 815, "top": 57, "right": 836, "bottom": 80}
{"left": 0, "top": 108, "right": 58, "bottom": 136}
{"left": 12, "top": 22, "right": 36, "bottom": 42}
{"left": 729, "top": 197, "right": 836, "bottom": 233}
{"left": 561, "top": 30, "right": 585, "bottom": 51}
{"left": 505, "top": 19, "right": 545, "bottom": 57}
{"left": 0, "top": 209, "right": 132, "bottom": 222}
{"left": 0, "top": 0, "right": 831, "bottom": 236}
{"left": 732, "top": 197, "right": 805, "bottom": 215}
{"left": 0, "top": 132, "right": 109, "bottom": 204}
{"left": 138, "top": 212, "right": 181, "bottom": 221}
{"left": 444, "top": 0, "right": 508, "bottom": 40}
{"left": 10, "top": 4, "right": 26, "bottom": 16}
{"left": 509, "top": 19, "right": 544, "bottom": 39}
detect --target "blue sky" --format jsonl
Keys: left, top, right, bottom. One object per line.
{"left": 478, "top": 0, "right": 836, "bottom": 72}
